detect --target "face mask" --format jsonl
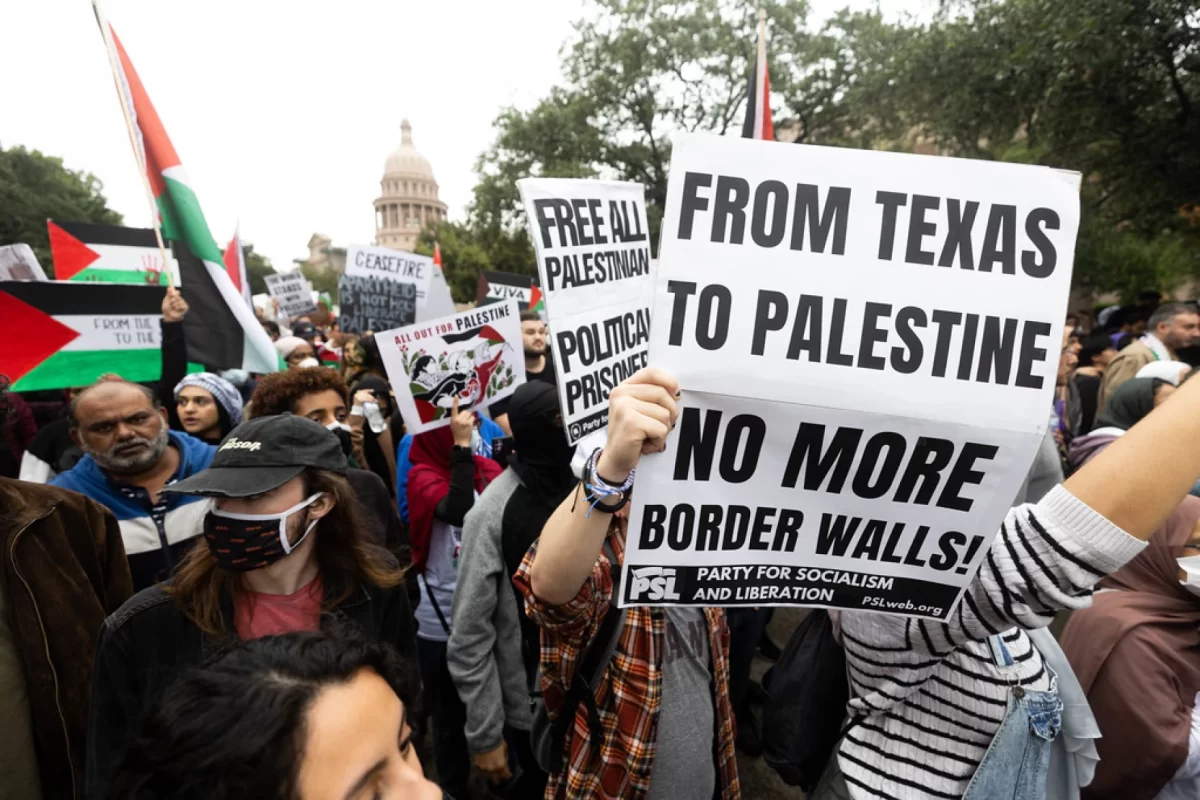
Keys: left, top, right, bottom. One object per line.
{"left": 470, "top": 428, "right": 483, "bottom": 454}
{"left": 326, "top": 421, "right": 353, "bottom": 457}
{"left": 297, "top": 357, "right": 320, "bottom": 369}
{"left": 1178, "top": 556, "right": 1200, "bottom": 597}
{"left": 204, "top": 493, "right": 324, "bottom": 572}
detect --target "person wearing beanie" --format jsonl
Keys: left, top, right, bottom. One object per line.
{"left": 274, "top": 336, "right": 315, "bottom": 369}
{"left": 173, "top": 373, "right": 244, "bottom": 444}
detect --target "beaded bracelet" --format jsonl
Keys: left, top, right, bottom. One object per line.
{"left": 582, "top": 447, "right": 635, "bottom": 516}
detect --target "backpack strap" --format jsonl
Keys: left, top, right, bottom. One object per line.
{"left": 423, "top": 579, "right": 452, "bottom": 635}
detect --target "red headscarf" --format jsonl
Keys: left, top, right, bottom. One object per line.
{"left": 1062, "top": 496, "right": 1200, "bottom": 799}
{"left": 406, "top": 424, "right": 502, "bottom": 572}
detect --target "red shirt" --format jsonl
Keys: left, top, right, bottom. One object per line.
{"left": 234, "top": 575, "right": 323, "bottom": 641}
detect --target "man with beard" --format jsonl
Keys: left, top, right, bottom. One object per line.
{"left": 491, "top": 310, "right": 556, "bottom": 435}
{"left": 50, "top": 379, "right": 215, "bottom": 591}
{"left": 1099, "top": 302, "right": 1200, "bottom": 411}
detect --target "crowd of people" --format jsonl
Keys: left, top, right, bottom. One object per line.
{"left": 3, "top": 286, "right": 1200, "bottom": 800}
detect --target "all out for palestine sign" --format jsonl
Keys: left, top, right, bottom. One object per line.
{"left": 264, "top": 272, "right": 317, "bottom": 318}
{"left": 619, "top": 133, "right": 1080, "bottom": 620}
{"left": 518, "top": 179, "right": 654, "bottom": 443}
{"left": 376, "top": 301, "right": 526, "bottom": 435}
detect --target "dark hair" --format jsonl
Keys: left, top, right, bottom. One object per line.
{"left": 1078, "top": 334, "right": 1114, "bottom": 366}
{"left": 520, "top": 309, "right": 543, "bottom": 324}
{"left": 107, "top": 628, "right": 418, "bottom": 800}
{"left": 164, "top": 468, "right": 405, "bottom": 637}
{"left": 1148, "top": 302, "right": 1194, "bottom": 331}
{"left": 261, "top": 320, "right": 281, "bottom": 338}
{"left": 68, "top": 379, "right": 159, "bottom": 428}
{"left": 246, "top": 367, "right": 349, "bottom": 419}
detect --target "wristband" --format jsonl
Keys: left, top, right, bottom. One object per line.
{"left": 582, "top": 448, "right": 634, "bottom": 517}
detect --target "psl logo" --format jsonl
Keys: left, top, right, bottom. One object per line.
{"left": 628, "top": 566, "right": 681, "bottom": 601}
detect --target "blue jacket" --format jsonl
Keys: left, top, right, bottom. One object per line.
{"left": 395, "top": 414, "right": 504, "bottom": 524}
{"left": 51, "top": 431, "right": 216, "bottom": 590}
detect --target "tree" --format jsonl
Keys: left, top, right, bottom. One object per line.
{"left": 241, "top": 244, "right": 276, "bottom": 296}
{"left": 471, "top": 0, "right": 812, "bottom": 257}
{"left": 299, "top": 260, "right": 340, "bottom": 302}
{"left": 414, "top": 222, "right": 492, "bottom": 303}
{"left": 0, "top": 144, "right": 123, "bottom": 274}
{"left": 781, "top": 0, "right": 1200, "bottom": 294}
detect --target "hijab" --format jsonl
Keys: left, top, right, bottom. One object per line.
{"left": 1061, "top": 497, "right": 1200, "bottom": 799}
{"left": 406, "top": 422, "right": 502, "bottom": 572}
{"left": 1093, "top": 378, "right": 1160, "bottom": 431}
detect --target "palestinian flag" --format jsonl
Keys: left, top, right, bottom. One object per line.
{"left": 741, "top": 10, "right": 775, "bottom": 141}
{"left": 48, "top": 220, "right": 179, "bottom": 285}
{"left": 475, "top": 269, "right": 539, "bottom": 311}
{"left": 0, "top": 281, "right": 166, "bottom": 391}
{"left": 93, "top": 7, "right": 277, "bottom": 374}
{"left": 433, "top": 242, "right": 443, "bottom": 269}
{"left": 222, "top": 226, "right": 252, "bottom": 308}
{"left": 528, "top": 284, "right": 544, "bottom": 314}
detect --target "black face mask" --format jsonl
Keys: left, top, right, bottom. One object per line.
{"left": 325, "top": 422, "right": 353, "bottom": 458}
{"left": 202, "top": 494, "right": 322, "bottom": 572}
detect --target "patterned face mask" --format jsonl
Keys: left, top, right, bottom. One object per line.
{"left": 203, "top": 493, "right": 323, "bottom": 572}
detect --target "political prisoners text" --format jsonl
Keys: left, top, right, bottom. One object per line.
{"left": 668, "top": 172, "right": 1064, "bottom": 388}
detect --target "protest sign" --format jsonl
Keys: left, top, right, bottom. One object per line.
{"left": 0, "top": 281, "right": 166, "bottom": 390}
{"left": 518, "top": 178, "right": 655, "bottom": 443}
{"left": 419, "top": 266, "right": 458, "bottom": 321}
{"left": 264, "top": 272, "right": 317, "bottom": 318}
{"left": 476, "top": 270, "right": 537, "bottom": 310}
{"left": 344, "top": 244, "right": 433, "bottom": 302}
{"left": 338, "top": 274, "right": 417, "bottom": 335}
{"left": 0, "top": 244, "right": 47, "bottom": 281}
{"left": 619, "top": 133, "right": 1080, "bottom": 619}
{"left": 377, "top": 300, "right": 526, "bottom": 435}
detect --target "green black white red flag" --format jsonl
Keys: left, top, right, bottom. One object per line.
{"left": 93, "top": 3, "right": 277, "bottom": 373}
{"left": 0, "top": 281, "right": 166, "bottom": 391}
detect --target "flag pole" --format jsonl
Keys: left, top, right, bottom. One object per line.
{"left": 92, "top": 0, "right": 176, "bottom": 289}
{"left": 756, "top": 9, "right": 768, "bottom": 139}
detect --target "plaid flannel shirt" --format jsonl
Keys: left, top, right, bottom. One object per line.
{"left": 513, "top": 530, "right": 740, "bottom": 800}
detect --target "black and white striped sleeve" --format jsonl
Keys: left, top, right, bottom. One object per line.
{"left": 910, "top": 485, "right": 1146, "bottom": 654}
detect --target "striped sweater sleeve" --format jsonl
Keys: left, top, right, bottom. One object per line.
{"left": 841, "top": 486, "right": 1145, "bottom": 707}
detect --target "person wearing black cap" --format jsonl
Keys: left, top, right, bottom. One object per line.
{"left": 85, "top": 415, "right": 415, "bottom": 800}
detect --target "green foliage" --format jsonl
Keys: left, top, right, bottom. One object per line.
{"left": 472, "top": 0, "right": 812, "bottom": 256}
{"left": 300, "top": 260, "right": 341, "bottom": 303}
{"left": 242, "top": 243, "right": 276, "bottom": 295}
{"left": 414, "top": 221, "right": 536, "bottom": 304}
{"left": 0, "top": 144, "right": 123, "bottom": 275}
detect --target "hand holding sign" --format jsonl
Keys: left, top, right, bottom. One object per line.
{"left": 450, "top": 396, "right": 475, "bottom": 448}
{"left": 597, "top": 368, "right": 680, "bottom": 482}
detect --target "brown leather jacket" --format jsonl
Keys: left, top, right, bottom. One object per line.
{"left": 0, "top": 478, "right": 133, "bottom": 799}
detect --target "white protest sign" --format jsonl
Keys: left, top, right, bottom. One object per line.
{"left": 418, "top": 266, "right": 458, "bottom": 322}
{"left": 345, "top": 244, "right": 434, "bottom": 303}
{"left": 519, "top": 179, "right": 655, "bottom": 443}
{"left": 0, "top": 244, "right": 48, "bottom": 281}
{"left": 620, "top": 133, "right": 1080, "bottom": 619}
{"left": 377, "top": 300, "right": 526, "bottom": 435}
{"left": 264, "top": 272, "right": 317, "bottom": 318}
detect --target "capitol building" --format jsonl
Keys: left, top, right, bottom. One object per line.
{"left": 296, "top": 119, "right": 446, "bottom": 273}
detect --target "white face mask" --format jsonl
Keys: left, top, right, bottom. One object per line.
{"left": 1176, "top": 555, "right": 1200, "bottom": 597}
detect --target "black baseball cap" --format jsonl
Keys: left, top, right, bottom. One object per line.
{"left": 292, "top": 320, "right": 317, "bottom": 341}
{"left": 165, "top": 415, "right": 347, "bottom": 498}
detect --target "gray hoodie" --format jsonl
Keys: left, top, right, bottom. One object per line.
{"left": 447, "top": 468, "right": 533, "bottom": 753}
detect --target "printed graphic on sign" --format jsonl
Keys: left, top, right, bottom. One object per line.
{"left": 344, "top": 244, "right": 433, "bottom": 302}
{"left": 620, "top": 133, "right": 1081, "bottom": 618}
{"left": 264, "top": 272, "right": 317, "bottom": 318}
{"left": 476, "top": 270, "right": 538, "bottom": 310}
{"left": 518, "top": 179, "right": 655, "bottom": 443}
{"left": 377, "top": 301, "right": 526, "bottom": 435}
{"left": 48, "top": 221, "right": 181, "bottom": 286}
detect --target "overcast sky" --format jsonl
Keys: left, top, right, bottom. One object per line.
{"left": 0, "top": 0, "right": 931, "bottom": 272}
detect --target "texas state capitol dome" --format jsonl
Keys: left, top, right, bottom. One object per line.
{"left": 374, "top": 120, "right": 448, "bottom": 252}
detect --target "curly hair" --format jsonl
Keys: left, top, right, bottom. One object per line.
{"left": 246, "top": 367, "right": 348, "bottom": 419}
